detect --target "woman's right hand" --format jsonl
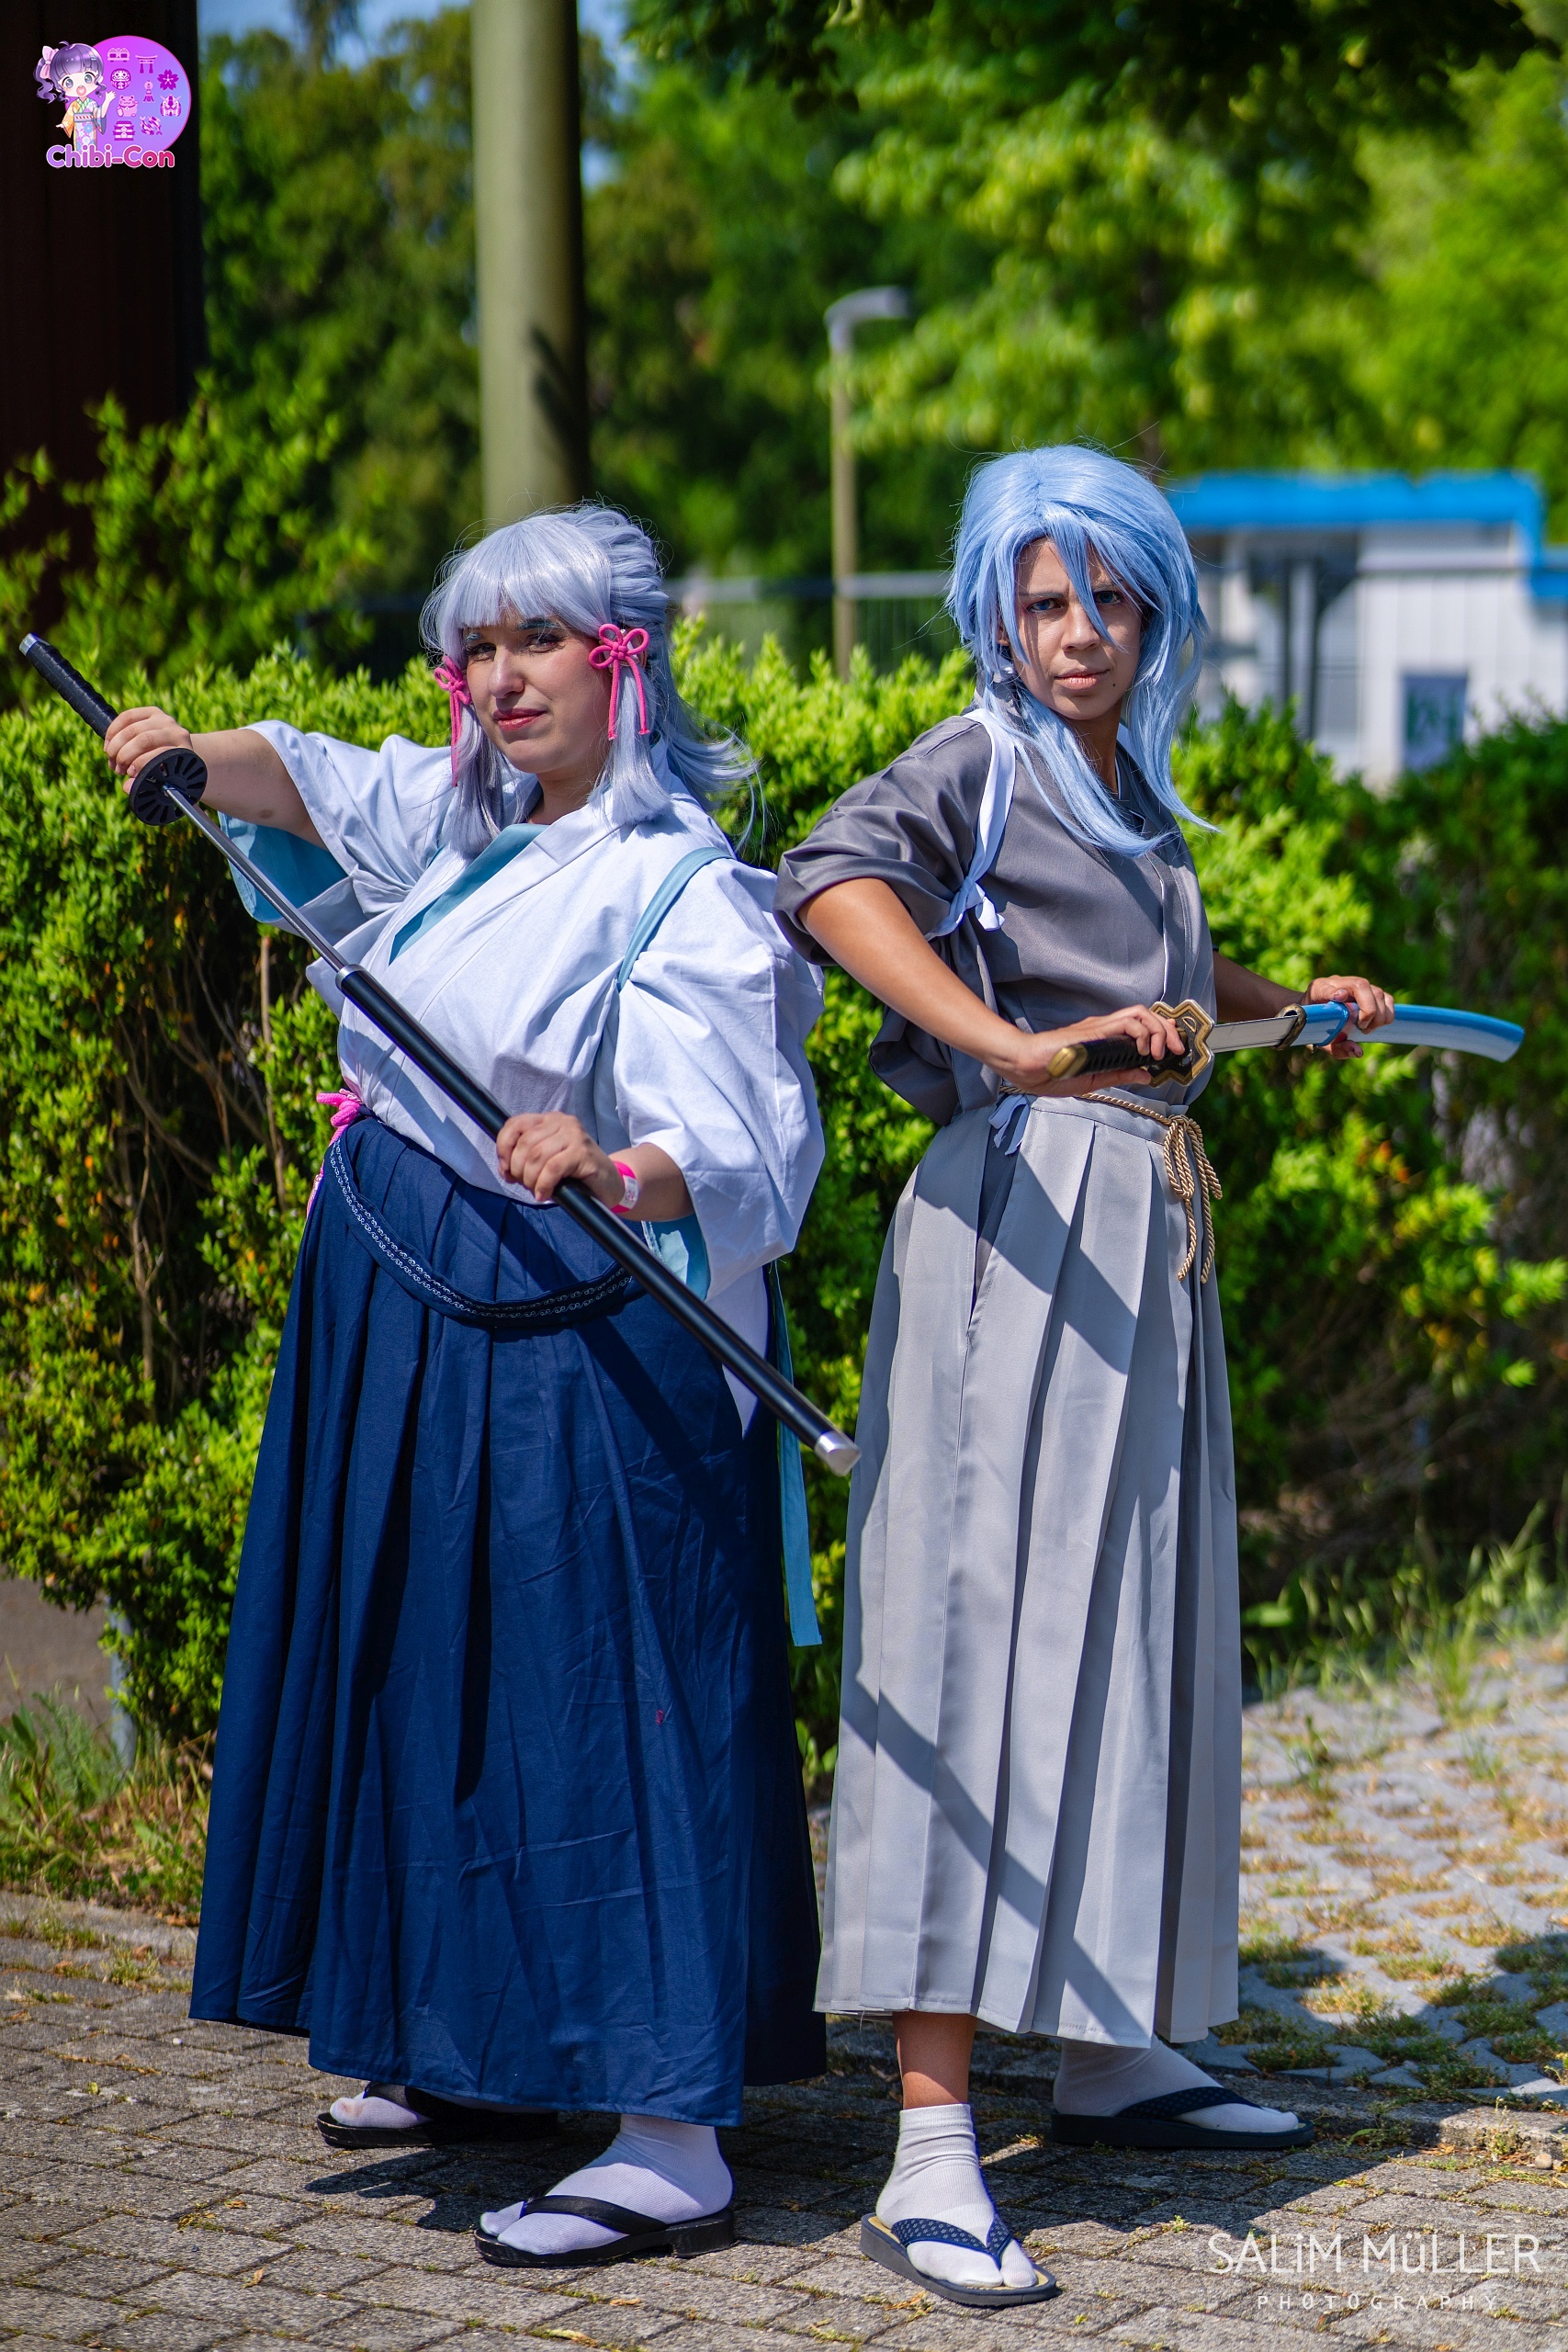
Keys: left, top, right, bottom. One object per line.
{"left": 104, "top": 706, "right": 195, "bottom": 790}
{"left": 996, "top": 1003, "right": 1190, "bottom": 1097}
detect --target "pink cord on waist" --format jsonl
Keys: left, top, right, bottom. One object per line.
{"left": 308, "top": 1088, "right": 367, "bottom": 1211}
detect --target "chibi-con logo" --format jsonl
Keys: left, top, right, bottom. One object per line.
{"left": 35, "top": 36, "right": 190, "bottom": 169}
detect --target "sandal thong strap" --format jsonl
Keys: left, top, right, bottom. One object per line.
{"left": 523, "top": 2194, "right": 681, "bottom": 2234}
{"left": 1114, "top": 2086, "right": 1262, "bottom": 2123}
{"left": 887, "top": 2214, "right": 1013, "bottom": 2264}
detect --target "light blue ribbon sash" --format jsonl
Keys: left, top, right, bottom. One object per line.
{"left": 615, "top": 842, "right": 822, "bottom": 1648}
{"left": 389, "top": 822, "right": 545, "bottom": 962}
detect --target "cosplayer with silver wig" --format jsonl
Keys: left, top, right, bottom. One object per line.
{"left": 775, "top": 444, "right": 1394, "bottom": 2311}
{"left": 107, "top": 501, "right": 829, "bottom": 2270}
{"left": 423, "top": 504, "right": 751, "bottom": 854}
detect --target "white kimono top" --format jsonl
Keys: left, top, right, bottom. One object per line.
{"left": 234, "top": 724, "right": 826, "bottom": 1406}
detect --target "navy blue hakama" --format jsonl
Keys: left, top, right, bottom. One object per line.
{"left": 190, "top": 1116, "right": 825, "bottom": 2123}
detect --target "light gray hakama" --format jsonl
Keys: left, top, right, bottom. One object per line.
{"left": 820, "top": 1093, "right": 1240, "bottom": 2046}
{"left": 773, "top": 707, "right": 1245, "bottom": 2052}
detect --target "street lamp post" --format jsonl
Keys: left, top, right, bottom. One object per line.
{"left": 471, "top": 0, "right": 588, "bottom": 522}
{"left": 826, "top": 287, "right": 910, "bottom": 679}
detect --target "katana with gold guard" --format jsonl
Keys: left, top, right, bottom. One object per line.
{"left": 1043, "top": 995, "right": 1522, "bottom": 1085}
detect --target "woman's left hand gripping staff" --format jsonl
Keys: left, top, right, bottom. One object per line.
{"left": 495, "top": 1113, "right": 694, "bottom": 1225}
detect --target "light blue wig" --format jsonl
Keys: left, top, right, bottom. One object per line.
{"left": 422, "top": 503, "right": 753, "bottom": 859}
{"left": 949, "top": 446, "right": 1208, "bottom": 858}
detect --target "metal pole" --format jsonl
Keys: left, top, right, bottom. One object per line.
{"left": 472, "top": 0, "right": 588, "bottom": 521}
{"left": 825, "top": 288, "right": 910, "bottom": 681}
{"left": 829, "top": 367, "right": 856, "bottom": 683}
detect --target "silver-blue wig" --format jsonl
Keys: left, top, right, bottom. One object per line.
{"left": 949, "top": 446, "right": 1208, "bottom": 858}
{"left": 422, "top": 503, "right": 753, "bottom": 859}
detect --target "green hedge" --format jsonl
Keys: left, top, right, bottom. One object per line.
{"left": 0, "top": 639, "right": 1562, "bottom": 1763}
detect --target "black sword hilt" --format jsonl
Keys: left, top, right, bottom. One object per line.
{"left": 1044, "top": 997, "right": 1213, "bottom": 1086}
{"left": 1053, "top": 1034, "right": 1199, "bottom": 1080}
{"left": 20, "top": 633, "right": 208, "bottom": 826}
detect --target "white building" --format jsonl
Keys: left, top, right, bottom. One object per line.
{"left": 1168, "top": 472, "right": 1568, "bottom": 783}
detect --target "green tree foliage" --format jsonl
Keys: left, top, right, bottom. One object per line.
{"left": 2, "top": 642, "right": 1560, "bottom": 1758}
{"left": 588, "top": 65, "right": 972, "bottom": 577}
{"left": 201, "top": 9, "right": 479, "bottom": 596}
{"left": 1342, "top": 56, "right": 1568, "bottom": 530}
{"left": 835, "top": 54, "right": 1371, "bottom": 473}
{"left": 0, "top": 395, "right": 375, "bottom": 691}
{"left": 627, "top": 0, "right": 1550, "bottom": 476}
{"left": 629, "top": 0, "right": 1542, "bottom": 122}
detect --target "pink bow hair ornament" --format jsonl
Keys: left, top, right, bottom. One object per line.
{"left": 432, "top": 656, "right": 473, "bottom": 785}
{"left": 589, "top": 624, "right": 651, "bottom": 741}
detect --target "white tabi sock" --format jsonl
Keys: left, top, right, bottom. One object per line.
{"left": 1053, "top": 2039, "right": 1300, "bottom": 2133}
{"left": 874, "top": 2103, "right": 1037, "bottom": 2290}
{"left": 329, "top": 2081, "right": 421, "bottom": 2130}
{"left": 483, "top": 2114, "right": 732, "bottom": 2256}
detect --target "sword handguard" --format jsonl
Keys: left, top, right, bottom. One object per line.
{"left": 128, "top": 745, "right": 209, "bottom": 827}
{"left": 18, "top": 632, "right": 209, "bottom": 828}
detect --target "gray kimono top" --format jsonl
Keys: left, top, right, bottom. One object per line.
{"left": 773, "top": 706, "right": 1215, "bottom": 1124}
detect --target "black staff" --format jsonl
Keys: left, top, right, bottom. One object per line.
{"left": 19, "top": 632, "right": 860, "bottom": 1476}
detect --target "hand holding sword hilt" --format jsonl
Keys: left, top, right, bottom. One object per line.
{"left": 1044, "top": 999, "right": 1216, "bottom": 1085}
{"left": 18, "top": 631, "right": 209, "bottom": 826}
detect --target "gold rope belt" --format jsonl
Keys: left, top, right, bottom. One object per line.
{"left": 1087, "top": 1092, "right": 1222, "bottom": 1285}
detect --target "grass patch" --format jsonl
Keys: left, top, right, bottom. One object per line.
{"left": 1213, "top": 2004, "right": 1336, "bottom": 2073}
{"left": 1495, "top": 1933, "right": 1568, "bottom": 1981}
{"left": 0, "top": 1694, "right": 207, "bottom": 1921}
{"left": 1238, "top": 1924, "right": 1344, "bottom": 1985}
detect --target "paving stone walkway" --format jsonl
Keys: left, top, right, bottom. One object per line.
{"left": 10, "top": 1645, "right": 1568, "bottom": 2350}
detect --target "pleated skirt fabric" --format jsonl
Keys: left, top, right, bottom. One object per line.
{"left": 818, "top": 1092, "right": 1241, "bottom": 2049}
{"left": 191, "top": 1114, "right": 824, "bottom": 2124}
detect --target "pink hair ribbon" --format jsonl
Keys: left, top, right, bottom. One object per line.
{"left": 589, "top": 624, "right": 651, "bottom": 741}
{"left": 432, "top": 656, "right": 473, "bottom": 784}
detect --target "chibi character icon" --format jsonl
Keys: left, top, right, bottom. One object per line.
{"left": 35, "top": 42, "right": 109, "bottom": 155}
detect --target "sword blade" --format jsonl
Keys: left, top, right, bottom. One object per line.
{"left": 1209, "top": 1003, "right": 1523, "bottom": 1063}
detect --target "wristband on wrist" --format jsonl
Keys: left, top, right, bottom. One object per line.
{"left": 611, "top": 1158, "right": 642, "bottom": 1215}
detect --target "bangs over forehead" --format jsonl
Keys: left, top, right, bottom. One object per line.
{"left": 439, "top": 524, "right": 626, "bottom": 646}
{"left": 1016, "top": 527, "right": 1151, "bottom": 639}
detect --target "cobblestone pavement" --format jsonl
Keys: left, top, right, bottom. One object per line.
{"left": 11, "top": 1651, "right": 1568, "bottom": 2350}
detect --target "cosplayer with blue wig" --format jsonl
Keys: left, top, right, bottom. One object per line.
{"left": 105, "top": 502, "right": 829, "bottom": 2268}
{"left": 775, "top": 445, "right": 1394, "bottom": 2309}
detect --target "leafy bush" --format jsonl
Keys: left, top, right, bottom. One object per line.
{"left": 0, "top": 639, "right": 1562, "bottom": 1768}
